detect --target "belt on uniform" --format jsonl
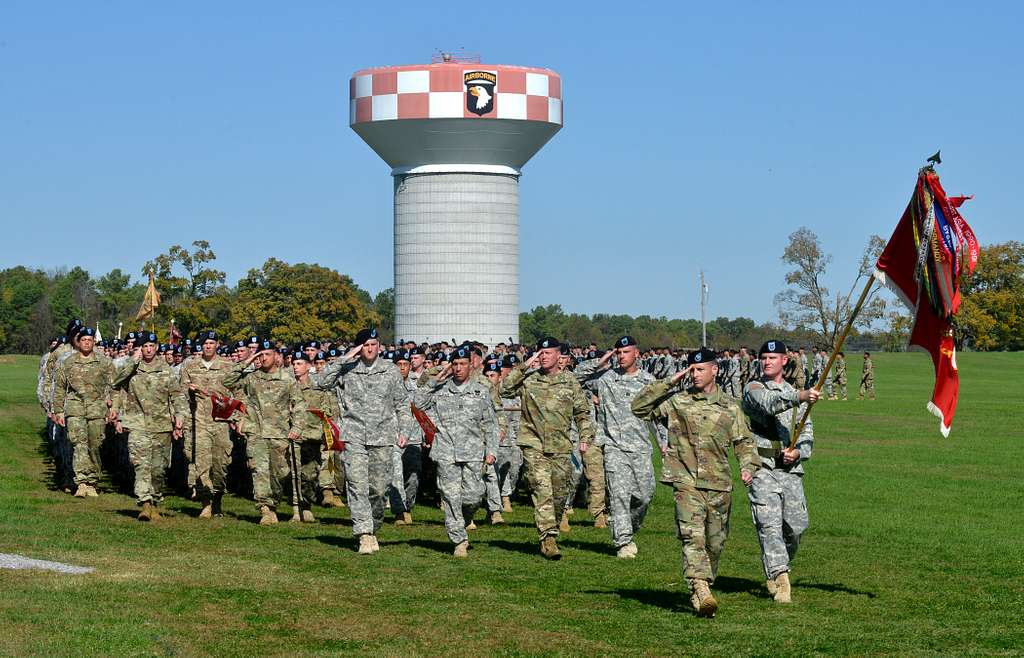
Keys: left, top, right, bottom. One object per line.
{"left": 757, "top": 440, "right": 785, "bottom": 460}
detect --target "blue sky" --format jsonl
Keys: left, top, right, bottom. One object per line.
{"left": 1, "top": 1, "right": 1019, "bottom": 323}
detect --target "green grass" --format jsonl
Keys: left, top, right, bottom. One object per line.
{"left": 1, "top": 352, "right": 1022, "bottom": 657}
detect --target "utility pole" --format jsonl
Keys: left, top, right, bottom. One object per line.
{"left": 700, "top": 270, "right": 708, "bottom": 347}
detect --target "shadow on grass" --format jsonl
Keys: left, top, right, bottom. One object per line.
{"left": 795, "top": 580, "right": 877, "bottom": 598}
{"left": 558, "top": 538, "right": 613, "bottom": 556}
{"left": 714, "top": 575, "right": 770, "bottom": 597}
{"left": 585, "top": 588, "right": 691, "bottom": 613}
{"left": 380, "top": 537, "right": 452, "bottom": 554}
{"left": 307, "top": 534, "right": 358, "bottom": 552}
{"left": 478, "top": 539, "right": 539, "bottom": 557}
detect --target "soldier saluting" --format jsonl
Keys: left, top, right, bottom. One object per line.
{"left": 500, "top": 337, "right": 595, "bottom": 560}
{"left": 632, "top": 347, "right": 759, "bottom": 617}
{"left": 742, "top": 340, "right": 819, "bottom": 604}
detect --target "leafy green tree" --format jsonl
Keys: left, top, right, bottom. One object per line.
{"left": 227, "top": 258, "right": 378, "bottom": 345}
{"left": 958, "top": 241, "right": 1023, "bottom": 351}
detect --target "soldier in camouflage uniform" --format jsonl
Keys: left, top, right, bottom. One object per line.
{"left": 576, "top": 336, "right": 657, "bottom": 558}
{"left": 831, "top": 351, "right": 848, "bottom": 400}
{"left": 857, "top": 352, "right": 875, "bottom": 400}
{"left": 390, "top": 349, "right": 423, "bottom": 525}
{"left": 293, "top": 351, "right": 343, "bottom": 523}
{"left": 224, "top": 339, "right": 307, "bottom": 525}
{"left": 313, "top": 329, "right": 412, "bottom": 555}
{"left": 500, "top": 337, "right": 595, "bottom": 560}
{"left": 743, "top": 340, "right": 818, "bottom": 604}
{"left": 633, "top": 347, "right": 759, "bottom": 617}
{"left": 415, "top": 346, "right": 498, "bottom": 557}
{"left": 180, "top": 331, "right": 237, "bottom": 518}
{"left": 40, "top": 332, "right": 76, "bottom": 492}
{"left": 111, "top": 332, "right": 187, "bottom": 520}
{"left": 496, "top": 355, "right": 523, "bottom": 512}
{"left": 53, "top": 327, "right": 114, "bottom": 498}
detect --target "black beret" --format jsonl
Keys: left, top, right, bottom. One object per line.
{"left": 394, "top": 350, "right": 411, "bottom": 363}
{"left": 173, "top": 345, "right": 184, "bottom": 354}
{"left": 502, "top": 354, "right": 519, "bottom": 368}
{"left": 616, "top": 335, "right": 637, "bottom": 348}
{"left": 586, "top": 350, "right": 601, "bottom": 360}
{"left": 182, "top": 338, "right": 193, "bottom": 346}
{"left": 65, "top": 319, "right": 83, "bottom": 337}
{"left": 198, "top": 330, "right": 217, "bottom": 343}
{"left": 235, "top": 339, "right": 247, "bottom": 349}
{"left": 257, "top": 339, "right": 274, "bottom": 352}
{"left": 354, "top": 328, "right": 379, "bottom": 345}
{"left": 689, "top": 347, "right": 717, "bottom": 364}
{"left": 328, "top": 348, "right": 340, "bottom": 358}
{"left": 306, "top": 340, "right": 321, "bottom": 350}
{"left": 484, "top": 361, "right": 500, "bottom": 373}
{"left": 158, "top": 343, "right": 168, "bottom": 353}
{"left": 192, "top": 344, "right": 202, "bottom": 353}
{"left": 277, "top": 347, "right": 290, "bottom": 355}
{"left": 536, "top": 336, "right": 561, "bottom": 350}
{"left": 141, "top": 332, "right": 159, "bottom": 345}
{"left": 291, "top": 351, "right": 308, "bottom": 362}
{"left": 315, "top": 351, "right": 327, "bottom": 361}
{"left": 560, "top": 344, "right": 570, "bottom": 355}
{"left": 96, "top": 340, "right": 107, "bottom": 347}
{"left": 126, "top": 331, "right": 138, "bottom": 341}
{"left": 452, "top": 346, "right": 471, "bottom": 360}
{"left": 78, "top": 327, "right": 96, "bottom": 338}
{"left": 758, "top": 340, "right": 788, "bottom": 356}
{"left": 247, "top": 335, "right": 260, "bottom": 345}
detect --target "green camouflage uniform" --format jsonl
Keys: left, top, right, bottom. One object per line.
{"left": 500, "top": 364, "right": 595, "bottom": 540}
{"left": 179, "top": 355, "right": 237, "bottom": 503}
{"left": 834, "top": 355, "right": 848, "bottom": 400}
{"left": 297, "top": 378, "right": 341, "bottom": 508}
{"left": 415, "top": 374, "right": 499, "bottom": 545}
{"left": 223, "top": 363, "right": 307, "bottom": 512}
{"left": 858, "top": 356, "right": 875, "bottom": 399}
{"left": 53, "top": 351, "right": 114, "bottom": 488}
{"left": 632, "top": 380, "right": 759, "bottom": 586}
{"left": 112, "top": 357, "right": 187, "bottom": 506}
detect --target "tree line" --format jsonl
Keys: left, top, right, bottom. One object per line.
{"left": 1, "top": 238, "right": 1019, "bottom": 355}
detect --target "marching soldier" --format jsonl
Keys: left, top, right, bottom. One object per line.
{"left": 632, "top": 347, "right": 759, "bottom": 617}
{"left": 52, "top": 327, "right": 114, "bottom": 498}
{"left": 313, "top": 328, "right": 412, "bottom": 555}
{"left": 500, "top": 337, "right": 595, "bottom": 560}
{"left": 111, "top": 332, "right": 187, "bottom": 520}
{"left": 742, "top": 340, "right": 818, "bottom": 604}
{"left": 224, "top": 339, "right": 307, "bottom": 525}
{"left": 415, "top": 346, "right": 498, "bottom": 557}
{"left": 497, "top": 355, "right": 523, "bottom": 513}
{"left": 858, "top": 351, "right": 876, "bottom": 400}
{"left": 832, "top": 351, "right": 848, "bottom": 400}
{"left": 179, "top": 330, "right": 236, "bottom": 518}
{"left": 390, "top": 350, "right": 424, "bottom": 525}
{"left": 576, "top": 336, "right": 657, "bottom": 558}
{"left": 292, "top": 350, "right": 341, "bottom": 523}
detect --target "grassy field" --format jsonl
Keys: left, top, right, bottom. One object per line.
{"left": 1, "top": 353, "right": 1022, "bottom": 657}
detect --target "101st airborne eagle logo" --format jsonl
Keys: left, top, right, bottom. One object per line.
{"left": 464, "top": 71, "right": 496, "bottom": 115}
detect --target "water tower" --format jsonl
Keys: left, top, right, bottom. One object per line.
{"left": 348, "top": 53, "right": 563, "bottom": 346}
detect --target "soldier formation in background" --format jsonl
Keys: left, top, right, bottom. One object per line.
{"left": 38, "top": 319, "right": 876, "bottom": 617}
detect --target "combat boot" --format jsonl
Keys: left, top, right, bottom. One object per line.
{"left": 453, "top": 541, "right": 469, "bottom": 558}
{"left": 540, "top": 536, "right": 562, "bottom": 561}
{"left": 466, "top": 519, "right": 477, "bottom": 530}
{"left": 616, "top": 542, "right": 637, "bottom": 559}
{"left": 85, "top": 484, "right": 99, "bottom": 497}
{"left": 198, "top": 502, "right": 213, "bottom": 519}
{"left": 211, "top": 493, "right": 223, "bottom": 517}
{"left": 358, "top": 534, "right": 374, "bottom": 555}
{"left": 301, "top": 509, "right": 316, "bottom": 523}
{"left": 502, "top": 496, "right": 512, "bottom": 513}
{"left": 773, "top": 572, "right": 792, "bottom": 603}
{"left": 289, "top": 511, "right": 302, "bottom": 523}
{"left": 150, "top": 505, "right": 161, "bottom": 520}
{"left": 766, "top": 578, "right": 778, "bottom": 596}
{"left": 594, "top": 512, "right": 608, "bottom": 529}
{"left": 370, "top": 535, "right": 380, "bottom": 553}
{"left": 691, "top": 579, "right": 718, "bottom": 618}
{"left": 559, "top": 512, "right": 571, "bottom": 533}
{"left": 490, "top": 511, "right": 504, "bottom": 525}
{"left": 258, "top": 505, "right": 278, "bottom": 526}
{"left": 401, "top": 512, "right": 412, "bottom": 525}
{"left": 74, "top": 484, "right": 89, "bottom": 498}
{"left": 138, "top": 501, "right": 153, "bottom": 522}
